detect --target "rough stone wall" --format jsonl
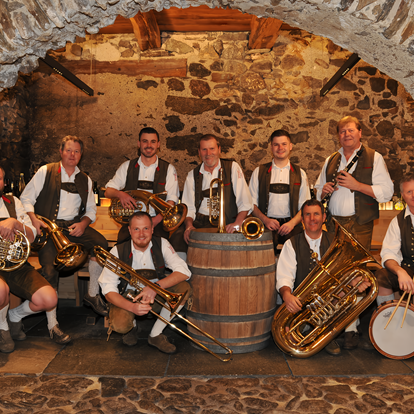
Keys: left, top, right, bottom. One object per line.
{"left": 25, "top": 29, "right": 414, "bottom": 191}
{"left": 0, "top": 76, "right": 32, "bottom": 183}
{"left": 2, "top": 0, "right": 414, "bottom": 101}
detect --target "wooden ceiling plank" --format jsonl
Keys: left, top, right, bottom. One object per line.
{"left": 249, "top": 16, "right": 283, "bottom": 49}
{"left": 130, "top": 10, "right": 161, "bottom": 51}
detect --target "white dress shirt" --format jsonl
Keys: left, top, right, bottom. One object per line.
{"left": 182, "top": 160, "right": 253, "bottom": 221}
{"left": 105, "top": 156, "right": 179, "bottom": 217}
{"left": 380, "top": 206, "right": 414, "bottom": 267}
{"left": 99, "top": 238, "right": 191, "bottom": 296}
{"left": 315, "top": 146, "right": 393, "bottom": 217}
{"left": 0, "top": 196, "right": 37, "bottom": 237}
{"left": 249, "top": 160, "right": 310, "bottom": 218}
{"left": 276, "top": 232, "right": 323, "bottom": 292}
{"left": 20, "top": 163, "right": 97, "bottom": 223}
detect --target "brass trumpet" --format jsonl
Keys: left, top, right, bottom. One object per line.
{"left": 0, "top": 231, "right": 31, "bottom": 272}
{"left": 209, "top": 168, "right": 226, "bottom": 233}
{"left": 32, "top": 215, "right": 88, "bottom": 271}
{"left": 109, "top": 190, "right": 187, "bottom": 232}
{"left": 94, "top": 246, "right": 233, "bottom": 362}
{"left": 236, "top": 217, "right": 265, "bottom": 240}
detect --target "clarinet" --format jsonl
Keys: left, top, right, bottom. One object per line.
{"left": 321, "top": 147, "right": 364, "bottom": 204}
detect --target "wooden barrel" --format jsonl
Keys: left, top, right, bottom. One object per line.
{"left": 186, "top": 228, "right": 276, "bottom": 354}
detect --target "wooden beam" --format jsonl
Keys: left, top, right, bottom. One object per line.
{"left": 46, "top": 58, "right": 187, "bottom": 78}
{"left": 249, "top": 16, "right": 283, "bottom": 49}
{"left": 130, "top": 11, "right": 161, "bottom": 51}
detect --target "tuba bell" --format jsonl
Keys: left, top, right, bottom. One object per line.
{"left": 0, "top": 231, "right": 31, "bottom": 272}
{"left": 32, "top": 215, "right": 88, "bottom": 271}
{"left": 109, "top": 190, "right": 187, "bottom": 232}
{"left": 272, "top": 219, "right": 379, "bottom": 358}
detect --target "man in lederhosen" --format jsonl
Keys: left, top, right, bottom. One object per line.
{"left": 105, "top": 127, "right": 186, "bottom": 259}
{"left": 315, "top": 115, "right": 393, "bottom": 350}
{"left": 21, "top": 136, "right": 108, "bottom": 344}
{"left": 249, "top": 129, "right": 310, "bottom": 255}
{"left": 0, "top": 166, "right": 57, "bottom": 353}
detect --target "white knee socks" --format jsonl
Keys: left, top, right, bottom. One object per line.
{"left": 149, "top": 304, "right": 184, "bottom": 338}
{"left": 88, "top": 260, "right": 103, "bottom": 297}
{"left": 9, "top": 301, "right": 38, "bottom": 322}
{"left": 0, "top": 305, "right": 9, "bottom": 331}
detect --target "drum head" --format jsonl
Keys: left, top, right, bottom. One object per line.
{"left": 369, "top": 300, "right": 414, "bottom": 360}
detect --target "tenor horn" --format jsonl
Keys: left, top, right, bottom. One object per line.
{"left": 272, "top": 219, "right": 379, "bottom": 358}
{"left": 209, "top": 168, "right": 226, "bottom": 233}
{"left": 32, "top": 215, "right": 88, "bottom": 271}
{"left": 109, "top": 190, "right": 187, "bottom": 232}
{"left": 94, "top": 246, "right": 233, "bottom": 362}
{"left": 0, "top": 231, "right": 30, "bottom": 272}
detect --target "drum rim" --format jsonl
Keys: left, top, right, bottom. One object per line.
{"left": 369, "top": 299, "right": 414, "bottom": 360}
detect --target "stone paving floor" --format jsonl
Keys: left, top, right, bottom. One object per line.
{"left": 0, "top": 300, "right": 413, "bottom": 413}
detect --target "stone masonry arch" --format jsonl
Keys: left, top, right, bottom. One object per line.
{"left": 1, "top": 0, "right": 414, "bottom": 97}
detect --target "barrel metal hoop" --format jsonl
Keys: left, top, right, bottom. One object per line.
{"left": 190, "top": 337, "right": 271, "bottom": 354}
{"left": 188, "top": 241, "right": 272, "bottom": 251}
{"left": 186, "top": 308, "right": 276, "bottom": 322}
{"left": 188, "top": 264, "right": 275, "bottom": 277}
{"left": 190, "top": 230, "right": 272, "bottom": 242}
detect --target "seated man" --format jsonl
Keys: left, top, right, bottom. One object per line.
{"left": 276, "top": 199, "right": 371, "bottom": 355}
{"left": 376, "top": 172, "right": 414, "bottom": 306}
{"left": 0, "top": 166, "right": 57, "bottom": 353}
{"left": 98, "top": 211, "right": 192, "bottom": 354}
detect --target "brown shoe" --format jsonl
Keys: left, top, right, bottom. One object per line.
{"left": 8, "top": 318, "right": 26, "bottom": 341}
{"left": 325, "top": 339, "right": 341, "bottom": 356}
{"left": 122, "top": 326, "right": 140, "bottom": 347}
{"left": 83, "top": 293, "right": 108, "bottom": 317}
{"left": 148, "top": 333, "right": 176, "bottom": 354}
{"left": 49, "top": 324, "right": 71, "bottom": 345}
{"left": 343, "top": 331, "right": 359, "bottom": 350}
{"left": 0, "top": 330, "right": 15, "bottom": 353}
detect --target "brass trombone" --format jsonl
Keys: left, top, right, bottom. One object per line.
{"left": 94, "top": 246, "right": 233, "bottom": 362}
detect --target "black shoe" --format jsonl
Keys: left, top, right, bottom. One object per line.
{"left": 325, "top": 340, "right": 341, "bottom": 356}
{"left": 122, "top": 326, "right": 140, "bottom": 347}
{"left": 8, "top": 318, "right": 26, "bottom": 341}
{"left": 49, "top": 324, "right": 71, "bottom": 345}
{"left": 0, "top": 329, "right": 15, "bottom": 353}
{"left": 343, "top": 331, "right": 359, "bottom": 350}
{"left": 83, "top": 293, "right": 108, "bottom": 317}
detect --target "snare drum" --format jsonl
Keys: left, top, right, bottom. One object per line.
{"left": 369, "top": 300, "right": 414, "bottom": 360}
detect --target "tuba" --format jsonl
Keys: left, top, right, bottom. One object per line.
{"left": 94, "top": 246, "right": 233, "bottom": 362}
{"left": 109, "top": 190, "right": 187, "bottom": 232}
{"left": 32, "top": 215, "right": 88, "bottom": 271}
{"left": 272, "top": 219, "right": 379, "bottom": 358}
{"left": 0, "top": 231, "right": 31, "bottom": 272}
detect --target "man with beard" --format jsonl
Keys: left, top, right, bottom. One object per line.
{"left": 105, "top": 128, "right": 185, "bottom": 258}
{"left": 182, "top": 134, "right": 253, "bottom": 242}
{"left": 21, "top": 136, "right": 108, "bottom": 344}
{"left": 249, "top": 130, "right": 310, "bottom": 254}
{"left": 276, "top": 199, "right": 371, "bottom": 355}
{"left": 0, "top": 166, "right": 57, "bottom": 353}
{"left": 98, "top": 211, "right": 191, "bottom": 354}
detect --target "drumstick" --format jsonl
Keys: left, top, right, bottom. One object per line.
{"left": 401, "top": 292, "right": 412, "bottom": 328}
{"left": 384, "top": 291, "right": 406, "bottom": 330}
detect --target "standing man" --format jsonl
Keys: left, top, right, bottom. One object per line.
{"left": 315, "top": 116, "right": 393, "bottom": 251}
{"left": 105, "top": 127, "right": 185, "bottom": 258}
{"left": 20, "top": 136, "right": 109, "bottom": 344}
{"left": 249, "top": 130, "right": 310, "bottom": 254}
{"left": 182, "top": 134, "right": 253, "bottom": 241}
{"left": 98, "top": 212, "right": 192, "bottom": 354}
{"left": 0, "top": 166, "right": 58, "bottom": 353}
{"left": 315, "top": 115, "right": 393, "bottom": 350}
{"left": 276, "top": 199, "right": 371, "bottom": 355}
{"left": 376, "top": 172, "right": 414, "bottom": 306}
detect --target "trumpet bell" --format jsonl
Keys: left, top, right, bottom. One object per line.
{"left": 241, "top": 217, "right": 264, "bottom": 240}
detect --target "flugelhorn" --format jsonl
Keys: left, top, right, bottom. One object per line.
{"left": 94, "top": 246, "right": 233, "bottom": 362}
{"left": 209, "top": 168, "right": 226, "bottom": 233}
{"left": 272, "top": 219, "right": 379, "bottom": 358}
{"left": 32, "top": 215, "right": 88, "bottom": 271}
{"left": 0, "top": 231, "right": 30, "bottom": 272}
{"left": 109, "top": 190, "right": 187, "bottom": 232}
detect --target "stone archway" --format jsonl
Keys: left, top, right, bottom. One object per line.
{"left": 1, "top": 0, "right": 414, "bottom": 96}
